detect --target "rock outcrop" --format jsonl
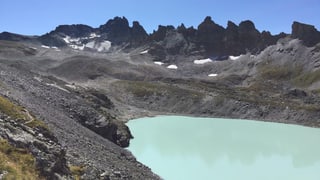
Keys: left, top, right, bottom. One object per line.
{"left": 291, "top": 21, "right": 320, "bottom": 46}
{"left": 148, "top": 16, "right": 287, "bottom": 60}
{"left": 197, "top": 16, "right": 226, "bottom": 55}
{"left": 0, "top": 99, "right": 71, "bottom": 179}
{"left": 99, "top": 16, "right": 132, "bottom": 44}
{"left": 53, "top": 24, "right": 94, "bottom": 37}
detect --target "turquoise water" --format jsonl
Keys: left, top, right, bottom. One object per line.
{"left": 126, "top": 116, "right": 320, "bottom": 180}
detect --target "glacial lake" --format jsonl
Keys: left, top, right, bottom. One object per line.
{"left": 126, "top": 116, "right": 320, "bottom": 180}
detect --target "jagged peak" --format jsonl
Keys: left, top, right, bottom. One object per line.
{"left": 132, "top": 21, "right": 141, "bottom": 27}
{"left": 226, "top": 21, "right": 238, "bottom": 31}
{"left": 198, "top": 16, "right": 225, "bottom": 31}
{"left": 177, "top": 23, "right": 186, "bottom": 31}
{"left": 238, "top": 20, "right": 257, "bottom": 31}
{"left": 291, "top": 21, "right": 320, "bottom": 46}
{"left": 203, "top": 16, "right": 213, "bottom": 23}
{"left": 105, "top": 16, "right": 129, "bottom": 25}
{"left": 52, "top": 24, "right": 94, "bottom": 37}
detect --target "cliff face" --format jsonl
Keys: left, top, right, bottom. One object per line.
{"left": 0, "top": 95, "right": 71, "bottom": 179}
{"left": 291, "top": 21, "right": 320, "bottom": 46}
{"left": 147, "top": 16, "right": 290, "bottom": 61}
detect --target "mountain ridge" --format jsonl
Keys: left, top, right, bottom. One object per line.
{"left": 1, "top": 16, "right": 320, "bottom": 179}
{"left": 1, "top": 16, "right": 319, "bottom": 57}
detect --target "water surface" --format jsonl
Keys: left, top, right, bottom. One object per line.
{"left": 127, "top": 116, "right": 320, "bottom": 180}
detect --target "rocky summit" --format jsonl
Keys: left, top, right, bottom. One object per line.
{"left": 0, "top": 16, "right": 320, "bottom": 179}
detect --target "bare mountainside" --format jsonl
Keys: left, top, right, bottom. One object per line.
{"left": 0, "top": 16, "right": 320, "bottom": 179}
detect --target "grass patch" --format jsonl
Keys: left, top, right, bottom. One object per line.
{"left": 0, "top": 95, "right": 48, "bottom": 129}
{"left": 259, "top": 63, "right": 302, "bottom": 81}
{"left": 69, "top": 165, "right": 85, "bottom": 180}
{"left": 115, "top": 80, "right": 204, "bottom": 100}
{"left": 293, "top": 69, "right": 320, "bottom": 87}
{"left": 0, "top": 139, "right": 43, "bottom": 180}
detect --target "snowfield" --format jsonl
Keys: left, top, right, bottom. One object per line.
{"left": 41, "top": 45, "right": 50, "bottom": 49}
{"left": 63, "top": 36, "right": 80, "bottom": 44}
{"left": 167, "top": 65, "right": 178, "bottom": 69}
{"left": 140, "top": 50, "right": 149, "bottom": 54}
{"left": 154, "top": 61, "right": 164, "bottom": 65}
{"left": 70, "top": 44, "right": 85, "bottom": 50}
{"left": 208, "top": 74, "right": 218, "bottom": 77}
{"left": 85, "top": 41, "right": 111, "bottom": 52}
{"left": 229, "top": 55, "right": 243, "bottom": 60}
{"left": 194, "top": 58, "right": 213, "bottom": 64}
{"left": 97, "top": 41, "right": 111, "bottom": 52}
{"left": 89, "top": 33, "right": 101, "bottom": 38}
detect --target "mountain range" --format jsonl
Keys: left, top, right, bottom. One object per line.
{"left": 0, "top": 16, "right": 320, "bottom": 179}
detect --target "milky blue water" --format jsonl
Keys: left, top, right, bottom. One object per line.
{"left": 126, "top": 116, "right": 320, "bottom": 180}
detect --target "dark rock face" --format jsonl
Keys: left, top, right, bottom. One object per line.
{"left": 53, "top": 24, "right": 94, "bottom": 37}
{"left": 38, "top": 33, "right": 67, "bottom": 47}
{"left": 197, "top": 16, "right": 225, "bottom": 54}
{"left": 224, "top": 21, "right": 240, "bottom": 55}
{"left": 0, "top": 32, "right": 34, "bottom": 41}
{"left": 130, "top": 21, "right": 148, "bottom": 45}
{"left": 98, "top": 17, "right": 148, "bottom": 45}
{"left": 150, "top": 25, "right": 175, "bottom": 42}
{"left": 238, "top": 20, "right": 260, "bottom": 52}
{"left": 99, "top": 16, "right": 131, "bottom": 43}
{"left": 291, "top": 21, "right": 320, "bottom": 46}
{"left": 148, "top": 16, "right": 286, "bottom": 59}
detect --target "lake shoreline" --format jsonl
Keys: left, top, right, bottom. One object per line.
{"left": 127, "top": 116, "right": 320, "bottom": 180}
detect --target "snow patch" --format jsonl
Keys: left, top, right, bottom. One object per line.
{"left": 208, "top": 74, "right": 218, "bottom": 77}
{"left": 46, "top": 83, "right": 70, "bottom": 93}
{"left": 85, "top": 41, "right": 95, "bottom": 48}
{"left": 140, "top": 50, "right": 149, "bottom": 54}
{"left": 62, "top": 36, "right": 70, "bottom": 43}
{"left": 154, "top": 61, "right": 164, "bottom": 65}
{"left": 41, "top": 45, "right": 50, "bottom": 49}
{"left": 63, "top": 36, "right": 80, "bottom": 44}
{"left": 97, "top": 41, "right": 111, "bottom": 52}
{"left": 41, "top": 45, "right": 60, "bottom": 51}
{"left": 51, "top": 46, "right": 61, "bottom": 51}
{"left": 167, "top": 65, "right": 178, "bottom": 69}
{"left": 194, "top": 58, "right": 213, "bottom": 64}
{"left": 70, "top": 44, "right": 85, "bottom": 51}
{"left": 229, "top": 55, "right": 243, "bottom": 60}
{"left": 85, "top": 41, "right": 111, "bottom": 52}
{"left": 89, "top": 33, "right": 101, "bottom": 38}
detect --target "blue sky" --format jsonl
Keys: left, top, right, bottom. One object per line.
{"left": 0, "top": 0, "right": 319, "bottom": 35}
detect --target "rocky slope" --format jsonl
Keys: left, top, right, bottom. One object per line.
{"left": 0, "top": 16, "right": 320, "bottom": 179}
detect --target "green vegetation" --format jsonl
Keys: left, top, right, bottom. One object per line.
{"left": 69, "top": 165, "right": 85, "bottom": 180}
{"left": 0, "top": 139, "right": 43, "bottom": 180}
{"left": 259, "top": 63, "right": 302, "bottom": 81}
{"left": 115, "top": 80, "right": 204, "bottom": 100}
{"left": 0, "top": 95, "right": 48, "bottom": 129}
{"left": 293, "top": 69, "right": 320, "bottom": 87}
{"left": 258, "top": 61, "right": 320, "bottom": 87}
